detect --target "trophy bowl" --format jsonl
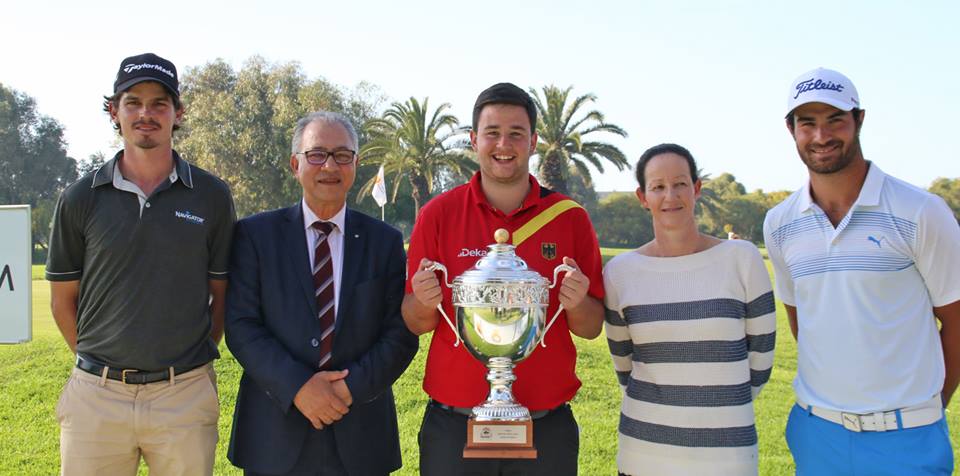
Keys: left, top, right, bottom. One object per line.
{"left": 428, "top": 229, "right": 572, "bottom": 423}
{"left": 458, "top": 305, "right": 541, "bottom": 364}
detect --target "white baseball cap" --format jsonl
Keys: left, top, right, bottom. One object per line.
{"left": 786, "top": 67, "right": 860, "bottom": 115}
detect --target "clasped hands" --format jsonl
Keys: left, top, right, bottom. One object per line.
{"left": 293, "top": 369, "right": 353, "bottom": 429}
{"left": 411, "top": 256, "right": 591, "bottom": 311}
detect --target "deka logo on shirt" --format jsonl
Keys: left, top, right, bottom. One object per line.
{"left": 457, "top": 248, "right": 487, "bottom": 258}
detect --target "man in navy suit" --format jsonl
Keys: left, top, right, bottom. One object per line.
{"left": 225, "top": 111, "right": 418, "bottom": 475}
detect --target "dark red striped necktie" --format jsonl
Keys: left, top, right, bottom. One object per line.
{"left": 312, "top": 221, "right": 335, "bottom": 368}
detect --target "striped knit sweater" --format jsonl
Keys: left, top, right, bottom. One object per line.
{"left": 603, "top": 240, "right": 776, "bottom": 476}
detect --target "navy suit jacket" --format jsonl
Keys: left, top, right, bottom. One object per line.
{"left": 225, "top": 205, "right": 418, "bottom": 475}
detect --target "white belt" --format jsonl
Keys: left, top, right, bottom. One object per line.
{"left": 796, "top": 396, "right": 943, "bottom": 432}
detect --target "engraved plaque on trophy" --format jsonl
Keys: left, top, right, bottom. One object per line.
{"left": 427, "top": 229, "right": 572, "bottom": 459}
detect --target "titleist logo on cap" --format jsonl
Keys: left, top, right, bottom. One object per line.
{"left": 122, "top": 63, "right": 175, "bottom": 79}
{"left": 793, "top": 78, "right": 845, "bottom": 99}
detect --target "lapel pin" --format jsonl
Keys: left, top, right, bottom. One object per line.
{"left": 354, "top": 234, "right": 359, "bottom": 238}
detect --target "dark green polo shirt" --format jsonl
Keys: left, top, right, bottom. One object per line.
{"left": 46, "top": 150, "right": 235, "bottom": 370}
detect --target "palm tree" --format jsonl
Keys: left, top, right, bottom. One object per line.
{"left": 529, "top": 85, "right": 629, "bottom": 195}
{"left": 359, "top": 97, "right": 475, "bottom": 220}
{"left": 695, "top": 169, "right": 727, "bottom": 234}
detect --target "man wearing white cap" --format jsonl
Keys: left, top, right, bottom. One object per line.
{"left": 763, "top": 68, "right": 960, "bottom": 475}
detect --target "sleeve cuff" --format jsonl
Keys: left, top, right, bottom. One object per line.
{"left": 207, "top": 270, "right": 229, "bottom": 280}
{"left": 46, "top": 269, "right": 82, "bottom": 281}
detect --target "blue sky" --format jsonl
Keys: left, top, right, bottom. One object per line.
{"left": 3, "top": 0, "right": 958, "bottom": 193}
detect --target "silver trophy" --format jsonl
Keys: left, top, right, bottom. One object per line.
{"left": 427, "top": 229, "right": 572, "bottom": 457}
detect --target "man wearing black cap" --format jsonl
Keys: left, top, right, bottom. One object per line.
{"left": 402, "top": 83, "right": 605, "bottom": 475}
{"left": 46, "top": 53, "right": 235, "bottom": 475}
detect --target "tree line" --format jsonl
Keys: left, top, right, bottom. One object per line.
{"left": 2, "top": 56, "right": 959, "bottom": 259}
{"left": 594, "top": 174, "right": 793, "bottom": 248}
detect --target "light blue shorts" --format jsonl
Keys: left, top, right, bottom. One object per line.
{"left": 785, "top": 404, "right": 953, "bottom": 475}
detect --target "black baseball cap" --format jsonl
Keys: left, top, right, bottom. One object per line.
{"left": 472, "top": 82, "right": 537, "bottom": 131}
{"left": 113, "top": 53, "right": 179, "bottom": 98}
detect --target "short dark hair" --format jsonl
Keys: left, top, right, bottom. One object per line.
{"left": 785, "top": 107, "right": 863, "bottom": 131}
{"left": 472, "top": 82, "right": 537, "bottom": 132}
{"left": 102, "top": 84, "right": 183, "bottom": 134}
{"left": 635, "top": 143, "right": 699, "bottom": 189}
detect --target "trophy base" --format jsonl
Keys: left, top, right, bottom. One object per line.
{"left": 463, "top": 419, "right": 537, "bottom": 459}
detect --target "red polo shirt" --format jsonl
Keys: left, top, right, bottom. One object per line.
{"left": 406, "top": 172, "right": 604, "bottom": 410}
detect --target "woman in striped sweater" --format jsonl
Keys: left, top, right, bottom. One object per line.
{"left": 603, "top": 143, "right": 776, "bottom": 476}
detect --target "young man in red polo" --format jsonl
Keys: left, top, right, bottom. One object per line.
{"left": 402, "top": 82, "right": 605, "bottom": 476}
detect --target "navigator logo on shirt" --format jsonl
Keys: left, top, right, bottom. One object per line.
{"left": 175, "top": 210, "right": 206, "bottom": 225}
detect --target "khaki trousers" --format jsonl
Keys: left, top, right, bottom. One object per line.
{"left": 56, "top": 363, "right": 219, "bottom": 476}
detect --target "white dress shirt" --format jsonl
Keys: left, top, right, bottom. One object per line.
{"left": 302, "top": 200, "right": 346, "bottom": 319}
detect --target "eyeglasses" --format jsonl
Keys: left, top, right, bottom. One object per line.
{"left": 296, "top": 149, "right": 357, "bottom": 165}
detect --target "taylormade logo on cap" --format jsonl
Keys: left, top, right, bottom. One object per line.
{"left": 122, "top": 63, "right": 175, "bottom": 79}
{"left": 786, "top": 67, "right": 860, "bottom": 115}
{"left": 113, "top": 53, "right": 179, "bottom": 97}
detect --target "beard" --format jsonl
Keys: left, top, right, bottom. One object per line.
{"left": 798, "top": 134, "right": 861, "bottom": 175}
{"left": 133, "top": 137, "right": 159, "bottom": 149}
{"left": 127, "top": 120, "right": 163, "bottom": 149}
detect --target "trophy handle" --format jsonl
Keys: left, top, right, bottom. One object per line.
{"left": 540, "top": 264, "right": 576, "bottom": 347}
{"left": 425, "top": 261, "right": 461, "bottom": 347}
{"left": 548, "top": 264, "right": 575, "bottom": 289}
{"left": 426, "top": 261, "right": 453, "bottom": 288}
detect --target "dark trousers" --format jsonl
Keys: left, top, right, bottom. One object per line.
{"left": 244, "top": 426, "right": 379, "bottom": 476}
{"left": 418, "top": 401, "right": 579, "bottom": 476}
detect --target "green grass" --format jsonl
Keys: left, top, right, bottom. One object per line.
{"left": 4, "top": 264, "right": 959, "bottom": 475}
{"left": 601, "top": 247, "right": 631, "bottom": 266}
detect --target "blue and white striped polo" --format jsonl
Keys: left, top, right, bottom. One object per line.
{"left": 764, "top": 162, "right": 960, "bottom": 413}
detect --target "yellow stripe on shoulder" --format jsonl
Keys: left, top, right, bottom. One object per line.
{"left": 512, "top": 199, "right": 582, "bottom": 247}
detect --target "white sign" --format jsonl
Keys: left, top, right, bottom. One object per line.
{"left": 0, "top": 205, "right": 31, "bottom": 343}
